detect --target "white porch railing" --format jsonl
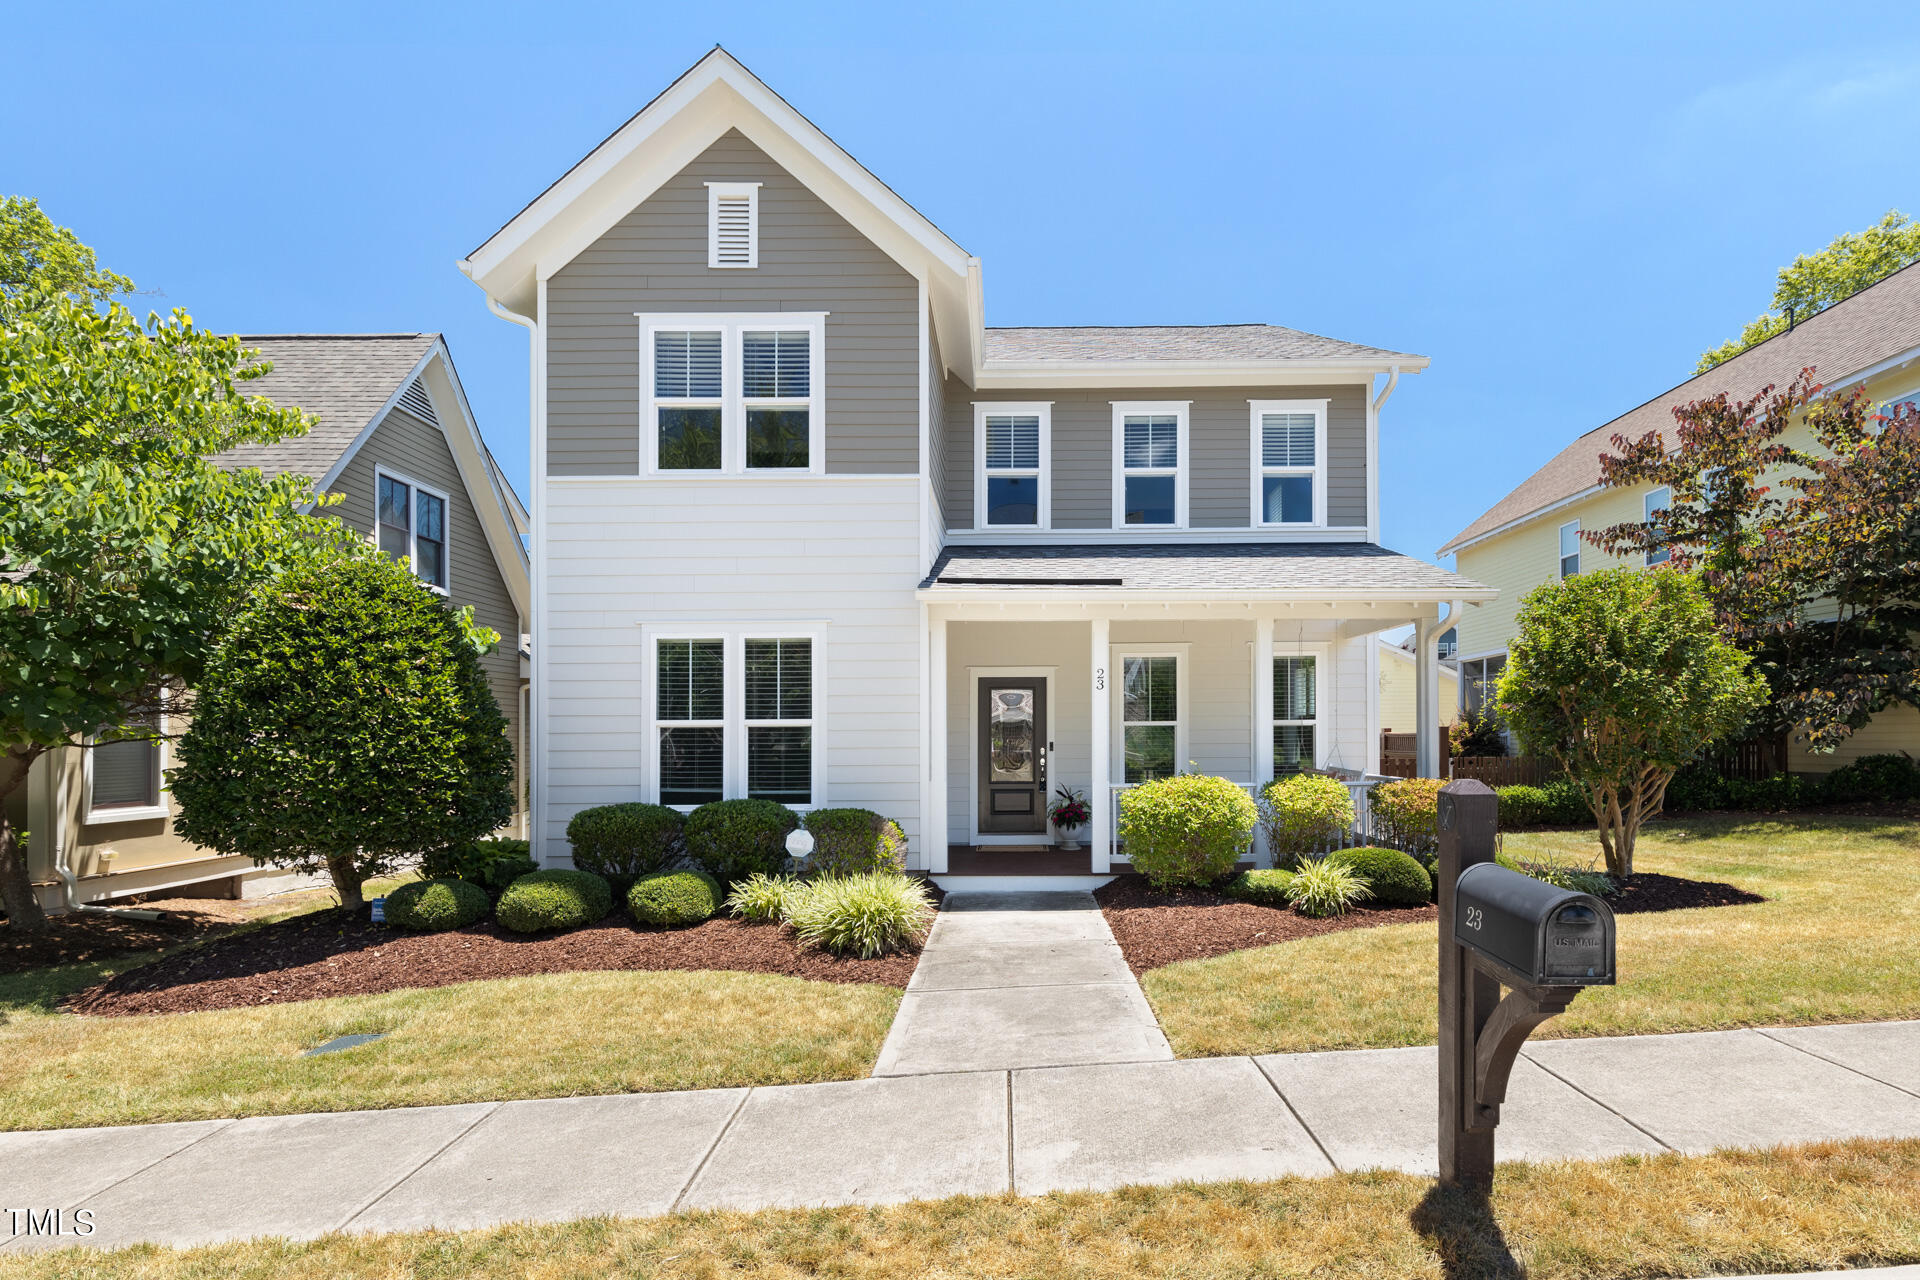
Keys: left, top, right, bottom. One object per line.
{"left": 1108, "top": 775, "right": 1391, "bottom": 867}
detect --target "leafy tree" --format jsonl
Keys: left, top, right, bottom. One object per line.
{"left": 1697, "top": 211, "right": 1920, "bottom": 372}
{"left": 1, "top": 198, "right": 337, "bottom": 933}
{"left": 170, "top": 554, "right": 514, "bottom": 911}
{"left": 1498, "top": 569, "right": 1767, "bottom": 876}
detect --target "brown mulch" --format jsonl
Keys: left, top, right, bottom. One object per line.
{"left": 1094, "top": 874, "right": 1437, "bottom": 974}
{"left": 1605, "top": 871, "right": 1765, "bottom": 914}
{"left": 66, "top": 904, "right": 933, "bottom": 1017}
{"left": 0, "top": 907, "right": 242, "bottom": 976}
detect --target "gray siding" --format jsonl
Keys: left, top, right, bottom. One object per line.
{"left": 545, "top": 130, "right": 920, "bottom": 476}
{"left": 942, "top": 381, "right": 1368, "bottom": 531}
{"left": 927, "top": 304, "right": 947, "bottom": 531}
{"left": 328, "top": 407, "right": 524, "bottom": 799}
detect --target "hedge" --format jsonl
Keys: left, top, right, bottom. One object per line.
{"left": 495, "top": 868, "right": 614, "bottom": 934}
{"left": 383, "top": 877, "right": 491, "bottom": 931}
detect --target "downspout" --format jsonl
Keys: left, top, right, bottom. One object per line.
{"left": 1372, "top": 363, "right": 1401, "bottom": 413}
{"left": 52, "top": 756, "right": 162, "bottom": 921}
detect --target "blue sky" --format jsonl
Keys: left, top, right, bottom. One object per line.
{"left": 10, "top": 1, "right": 1920, "bottom": 565}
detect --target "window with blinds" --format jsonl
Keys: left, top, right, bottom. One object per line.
{"left": 1258, "top": 410, "right": 1319, "bottom": 525}
{"left": 653, "top": 329, "right": 725, "bottom": 470}
{"left": 653, "top": 633, "right": 816, "bottom": 808}
{"left": 1273, "top": 655, "right": 1318, "bottom": 775}
{"left": 90, "top": 736, "right": 159, "bottom": 811}
{"left": 745, "top": 638, "right": 812, "bottom": 804}
{"left": 1121, "top": 655, "right": 1178, "bottom": 783}
{"left": 643, "top": 316, "right": 823, "bottom": 473}
{"left": 982, "top": 413, "right": 1043, "bottom": 526}
{"left": 742, "top": 331, "right": 811, "bottom": 469}
{"left": 657, "top": 638, "right": 725, "bottom": 805}
{"left": 706, "top": 182, "right": 759, "bottom": 268}
{"left": 1116, "top": 407, "right": 1184, "bottom": 526}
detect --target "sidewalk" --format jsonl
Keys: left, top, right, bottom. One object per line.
{"left": 5, "top": 1019, "right": 1919, "bottom": 1253}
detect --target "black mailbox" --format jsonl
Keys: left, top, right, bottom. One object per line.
{"left": 1453, "top": 863, "right": 1615, "bottom": 988}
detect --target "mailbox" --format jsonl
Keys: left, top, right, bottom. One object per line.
{"left": 1453, "top": 863, "right": 1615, "bottom": 988}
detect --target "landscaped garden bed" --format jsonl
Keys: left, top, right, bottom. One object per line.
{"left": 1096, "top": 874, "right": 1435, "bottom": 973}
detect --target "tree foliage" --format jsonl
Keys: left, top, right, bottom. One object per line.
{"left": 1498, "top": 569, "right": 1767, "bottom": 876}
{"left": 1697, "top": 211, "right": 1920, "bottom": 373}
{"left": 1592, "top": 373, "right": 1920, "bottom": 750}
{"left": 170, "top": 553, "right": 513, "bottom": 911}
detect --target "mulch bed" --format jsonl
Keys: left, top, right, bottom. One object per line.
{"left": 1604, "top": 871, "right": 1764, "bottom": 914}
{"left": 66, "top": 905, "right": 933, "bottom": 1017}
{"left": 1094, "top": 875, "right": 1437, "bottom": 974}
{"left": 0, "top": 907, "right": 241, "bottom": 976}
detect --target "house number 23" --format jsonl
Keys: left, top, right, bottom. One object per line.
{"left": 1095, "top": 667, "right": 1106, "bottom": 691}
{"left": 1463, "top": 906, "right": 1484, "bottom": 932}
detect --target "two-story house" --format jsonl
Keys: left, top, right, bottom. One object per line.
{"left": 1440, "top": 262, "right": 1920, "bottom": 774}
{"left": 462, "top": 49, "right": 1490, "bottom": 887}
{"left": 11, "top": 334, "right": 531, "bottom": 912}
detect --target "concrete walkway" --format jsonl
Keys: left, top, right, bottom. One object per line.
{"left": 6, "top": 1020, "right": 1920, "bottom": 1253}
{"left": 872, "top": 891, "right": 1171, "bottom": 1075}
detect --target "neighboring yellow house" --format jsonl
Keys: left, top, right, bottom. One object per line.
{"left": 1378, "top": 635, "right": 1459, "bottom": 735}
{"left": 1438, "top": 262, "right": 1920, "bottom": 772}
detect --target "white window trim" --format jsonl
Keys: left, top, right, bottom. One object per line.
{"left": 1111, "top": 402, "right": 1190, "bottom": 530}
{"left": 1558, "top": 518, "right": 1581, "bottom": 579}
{"left": 638, "top": 313, "right": 826, "bottom": 476}
{"left": 972, "top": 401, "right": 1052, "bottom": 531}
{"left": 705, "top": 182, "right": 760, "bottom": 269}
{"left": 1111, "top": 644, "right": 1190, "bottom": 784}
{"left": 1270, "top": 642, "right": 1332, "bottom": 776}
{"left": 640, "top": 623, "right": 827, "bottom": 813}
{"left": 82, "top": 692, "right": 169, "bottom": 825}
{"left": 1249, "top": 399, "right": 1330, "bottom": 528}
{"left": 1644, "top": 486, "right": 1671, "bottom": 567}
{"left": 374, "top": 465, "right": 452, "bottom": 596}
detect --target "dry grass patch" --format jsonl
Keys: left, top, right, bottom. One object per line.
{"left": 0, "top": 969, "right": 898, "bottom": 1130}
{"left": 1143, "top": 813, "right": 1920, "bottom": 1057}
{"left": 8, "top": 1139, "right": 1920, "bottom": 1279}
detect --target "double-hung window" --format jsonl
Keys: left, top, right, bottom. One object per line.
{"left": 1250, "top": 400, "right": 1328, "bottom": 526}
{"left": 1558, "top": 520, "right": 1581, "bottom": 578}
{"left": 376, "top": 468, "right": 449, "bottom": 592}
{"left": 84, "top": 694, "right": 168, "bottom": 824}
{"left": 656, "top": 638, "right": 726, "bottom": 805}
{"left": 1272, "top": 653, "right": 1321, "bottom": 775}
{"left": 1112, "top": 402, "right": 1188, "bottom": 527}
{"left": 1117, "top": 650, "right": 1186, "bottom": 783}
{"left": 641, "top": 314, "right": 825, "bottom": 474}
{"left": 1643, "top": 487, "right": 1671, "bottom": 566}
{"left": 973, "top": 403, "right": 1051, "bottom": 529}
{"left": 649, "top": 629, "right": 821, "bottom": 809}
{"left": 744, "top": 639, "right": 812, "bottom": 804}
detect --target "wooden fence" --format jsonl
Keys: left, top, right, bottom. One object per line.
{"left": 1380, "top": 727, "right": 1452, "bottom": 779}
{"left": 1448, "top": 755, "right": 1555, "bottom": 786}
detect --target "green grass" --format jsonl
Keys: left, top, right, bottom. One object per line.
{"left": 1142, "top": 813, "right": 1920, "bottom": 1057}
{"left": 7, "top": 1138, "right": 1918, "bottom": 1279}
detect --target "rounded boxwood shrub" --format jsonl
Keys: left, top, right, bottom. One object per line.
{"left": 1118, "top": 774, "right": 1259, "bottom": 889}
{"left": 786, "top": 872, "right": 934, "bottom": 958}
{"left": 495, "top": 868, "right": 614, "bottom": 934}
{"left": 628, "top": 869, "right": 721, "bottom": 927}
{"left": 566, "top": 803, "right": 685, "bottom": 891}
{"left": 421, "top": 837, "right": 536, "bottom": 896}
{"left": 384, "top": 877, "right": 491, "bottom": 931}
{"left": 1370, "top": 777, "right": 1444, "bottom": 860}
{"left": 685, "top": 799, "right": 799, "bottom": 885}
{"left": 1327, "top": 846, "right": 1432, "bottom": 906}
{"left": 1221, "top": 868, "right": 1296, "bottom": 907}
{"left": 803, "top": 808, "right": 908, "bottom": 877}
{"left": 1258, "top": 774, "right": 1355, "bottom": 868}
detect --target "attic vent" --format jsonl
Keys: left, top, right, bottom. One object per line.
{"left": 706, "top": 182, "right": 760, "bottom": 269}
{"left": 397, "top": 378, "right": 438, "bottom": 426}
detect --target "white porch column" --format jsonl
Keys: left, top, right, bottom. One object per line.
{"left": 1089, "top": 616, "right": 1112, "bottom": 874}
{"left": 1414, "top": 602, "right": 1460, "bottom": 779}
{"left": 1252, "top": 616, "right": 1275, "bottom": 868}
{"left": 928, "top": 611, "right": 949, "bottom": 874}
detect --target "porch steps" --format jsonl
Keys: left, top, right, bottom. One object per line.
{"left": 928, "top": 874, "right": 1117, "bottom": 893}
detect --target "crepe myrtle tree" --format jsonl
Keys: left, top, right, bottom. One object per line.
{"left": 170, "top": 553, "right": 515, "bottom": 911}
{"left": 0, "top": 197, "right": 341, "bottom": 934}
{"left": 1498, "top": 569, "right": 1767, "bottom": 877}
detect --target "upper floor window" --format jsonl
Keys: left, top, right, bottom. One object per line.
{"left": 1644, "top": 486, "right": 1671, "bottom": 566}
{"left": 641, "top": 315, "right": 825, "bottom": 475}
{"left": 705, "top": 182, "right": 760, "bottom": 268}
{"left": 1250, "top": 399, "right": 1328, "bottom": 527}
{"left": 1112, "top": 402, "right": 1189, "bottom": 528}
{"left": 973, "top": 403, "right": 1051, "bottom": 529}
{"left": 377, "top": 468, "right": 449, "bottom": 592}
{"left": 1558, "top": 519, "right": 1581, "bottom": 578}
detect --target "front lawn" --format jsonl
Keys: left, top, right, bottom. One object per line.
{"left": 6, "top": 1138, "right": 1917, "bottom": 1279}
{"left": 1142, "top": 813, "right": 1920, "bottom": 1057}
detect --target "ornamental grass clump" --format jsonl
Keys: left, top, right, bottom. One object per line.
{"left": 787, "top": 873, "right": 934, "bottom": 958}
{"left": 383, "top": 877, "right": 490, "bottom": 931}
{"left": 1284, "top": 859, "right": 1368, "bottom": 918}
{"left": 1258, "top": 773, "right": 1355, "bottom": 868}
{"left": 724, "top": 873, "right": 801, "bottom": 924}
{"left": 494, "top": 868, "right": 614, "bottom": 934}
{"left": 1118, "top": 774, "right": 1259, "bottom": 889}
{"left": 627, "top": 869, "right": 721, "bottom": 927}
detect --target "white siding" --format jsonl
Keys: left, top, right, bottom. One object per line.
{"left": 541, "top": 477, "right": 924, "bottom": 861}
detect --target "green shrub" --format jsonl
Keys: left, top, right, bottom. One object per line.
{"left": 1724, "top": 773, "right": 1825, "bottom": 811}
{"left": 1371, "top": 778, "right": 1443, "bottom": 859}
{"left": 685, "top": 799, "right": 799, "bottom": 885}
{"left": 1663, "top": 762, "right": 1732, "bottom": 813}
{"left": 627, "top": 869, "right": 721, "bottom": 927}
{"left": 420, "top": 837, "right": 536, "bottom": 895}
{"left": 1513, "top": 852, "right": 1615, "bottom": 897}
{"left": 565, "top": 803, "right": 685, "bottom": 890}
{"left": 494, "top": 868, "right": 614, "bottom": 934}
{"left": 1824, "top": 753, "right": 1919, "bottom": 804}
{"left": 482, "top": 852, "right": 538, "bottom": 893}
{"left": 1495, "top": 781, "right": 1589, "bottom": 828}
{"left": 787, "top": 873, "right": 935, "bottom": 958}
{"left": 725, "top": 873, "right": 801, "bottom": 924}
{"left": 1327, "top": 846, "right": 1432, "bottom": 906}
{"left": 1220, "top": 868, "right": 1296, "bottom": 907}
{"left": 1284, "top": 859, "right": 1367, "bottom": 918}
{"left": 803, "top": 808, "right": 908, "bottom": 877}
{"left": 1257, "top": 774, "right": 1354, "bottom": 869}
{"left": 1118, "top": 774, "right": 1258, "bottom": 889}
{"left": 383, "top": 877, "right": 491, "bottom": 931}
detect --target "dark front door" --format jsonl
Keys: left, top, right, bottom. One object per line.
{"left": 978, "top": 679, "right": 1048, "bottom": 834}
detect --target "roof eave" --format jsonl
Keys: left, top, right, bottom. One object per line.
{"left": 916, "top": 585, "right": 1497, "bottom": 604}
{"left": 973, "top": 354, "right": 1429, "bottom": 390}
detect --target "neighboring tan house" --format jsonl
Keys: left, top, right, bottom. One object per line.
{"left": 12, "top": 334, "right": 532, "bottom": 911}
{"left": 1379, "top": 635, "right": 1460, "bottom": 736}
{"left": 1439, "top": 263, "right": 1920, "bottom": 772}
{"left": 460, "top": 48, "right": 1489, "bottom": 888}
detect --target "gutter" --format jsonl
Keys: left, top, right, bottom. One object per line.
{"left": 51, "top": 759, "right": 162, "bottom": 921}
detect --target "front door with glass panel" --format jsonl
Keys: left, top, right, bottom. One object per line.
{"left": 978, "top": 680, "right": 1048, "bottom": 834}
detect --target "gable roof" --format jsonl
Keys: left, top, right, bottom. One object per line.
{"left": 219, "top": 334, "right": 438, "bottom": 480}
{"left": 1440, "top": 261, "right": 1920, "bottom": 557}
{"left": 984, "top": 324, "right": 1420, "bottom": 365}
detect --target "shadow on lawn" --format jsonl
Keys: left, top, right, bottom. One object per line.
{"left": 1411, "top": 1181, "right": 1524, "bottom": 1280}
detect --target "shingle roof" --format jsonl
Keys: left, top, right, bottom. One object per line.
{"left": 920, "top": 542, "right": 1491, "bottom": 596}
{"left": 982, "top": 324, "right": 1422, "bottom": 365}
{"left": 217, "top": 334, "right": 439, "bottom": 480}
{"left": 1439, "top": 262, "right": 1920, "bottom": 556}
